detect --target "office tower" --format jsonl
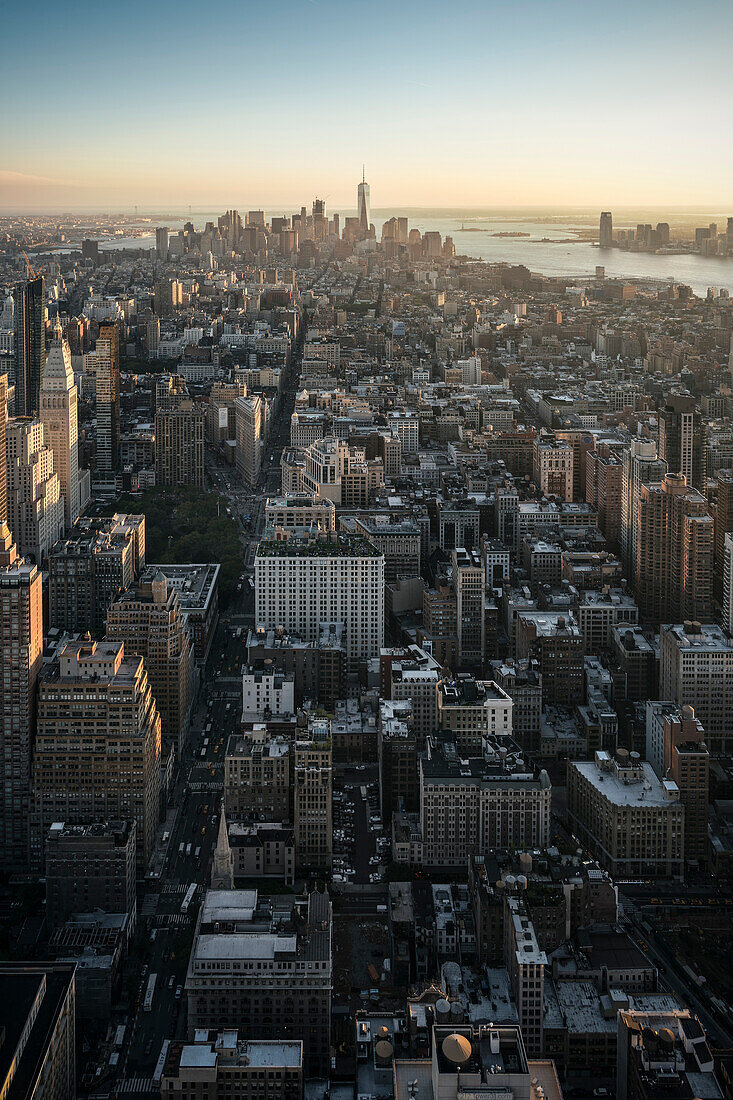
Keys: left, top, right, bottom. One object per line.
{"left": 142, "top": 562, "right": 219, "bottom": 663}
{"left": 584, "top": 447, "right": 623, "bottom": 550}
{"left": 155, "top": 397, "right": 205, "bottom": 488}
{"left": 504, "top": 893, "right": 547, "bottom": 1056}
{"left": 293, "top": 718, "right": 332, "bottom": 871}
{"left": 357, "top": 168, "right": 370, "bottom": 234}
{"left": 207, "top": 379, "right": 247, "bottom": 446}
{"left": 658, "top": 394, "right": 705, "bottom": 489}
{"left": 714, "top": 471, "right": 733, "bottom": 602}
{"left": 437, "top": 677, "right": 512, "bottom": 756}
{"left": 49, "top": 513, "right": 145, "bottom": 635}
{"left": 155, "top": 226, "right": 169, "bottom": 259}
{"left": 106, "top": 571, "right": 193, "bottom": 756}
{"left": 45, "top": 820, "right": 137, "bottom": 931}
{"left": 418, "top": 733, "right": 551, "bottom": 867}
{"left": 452, "top": 547, "right": 485, "bottom": 667}
{"left": 350, "top": 515, "right": 421, "bottom": 584}
{"left": 617, "top": 1010, "right": 721, "bottom": 1100}
{"left": 146, "top": 315, "right": 160, "bottom": 357}
{"left": 634, "top": 473, "right": 713, "bottom": 623}
{"left": 0, "top": 962, "right": 77, "bottom": 1100}
{"left": 32, "top": 640, "right": 162, "bottom": 869}
{"left": 5, "top": 417, "right": 63, "bottom": 563}
{"left": 254, "top": 531, "right": 384, "bottom": 664}
{"left": 94, "top": 319, "right": 120, "bottom": 474}
{"left": 185, "top": 888, "right": 332, "bottom": 1076}
{"left": 567, "top": 750, "right": 684, "bottom": 877}
{"left": 621, "top": 439, "right": 667, "bottom": 575}
{"left": 379, "top": 699, "right": 418, "bottom": 821}
{"left": 599, "top": 211, "right": 613, "bottom": 247}
{"left": 660, "top": 621, "right": 733, "bottom": 756}
{"left": 516, "top": 612, "right": 584, "bottom": 705}
{"left": 14, "top": 274, "right": 45, "bottom": 416}
{"left": 662, "top": 706, "right": 708, "bottom": 867}
{"left": 234, "top": 394, "right": 263, "bottom": 486}
{"left": 224, "top": 726, "right": 291, "bottom": 822}
{"left": 532, "top": 433, "right": 573, "bottom": 501}
{"left": 39, "top": 339, "right": 80, "bottom": 529}
{"left": 656, "top": 221, "right": 670, "bottom": 245}
{"left": 0, "top": 376, "right": 44, "bottom": 870}
{"left": 0, "top": 548, "right": 43, "bottom": 868}
{"left": 724, "top": 530, "right": 733, "bottom": 633}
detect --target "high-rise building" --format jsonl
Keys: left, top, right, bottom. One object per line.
{"left": 32, "top": 640, "right": 161, "bottom": 869}
{"left": 0, "top": 375, "right": 44, "bottom": 869}
{"left": 724, "top": 530, "right": 733, "bottom": 633}
{"left": 658, "top": 394, "right": 705, "bottom": 490}
{"left": 155, "top": 398, "right": 205, "bottom": 488}
{"left": 94, "top": 320, "right": 120, "bottom": 474}
{"left": 234, "top": 394, "right": 263, "bottom": 487}
{"left": 254, "top": 530, "right": 384, "bottom": 664}
{"left": 40, "top": 339, "right": 80, "bottom": 530}
{"left": 0, "top": 962, "right": 77, "bottom": 1100}
{"left": 224, "top": 727, "right": 291, "bottom": 823}
{"left": 185, "top": 888, "right": 332, "bottom": 1076}
{"left": 660, "top": 621, "right": 733, "bottom": 756}
{"left": 293, "top": 718, "right": 332, "bottom": 872}
{"left": 418, "top": 733, "right": 551, "bottom": 868}
{"left": 106, "top": 571, "right": 193, "bottom": 756}
{"left": 45, "top": 820, "right": 137, "bottom": 931}
{"left": 599, "top": 211, "right": 613, "bottom": 248}
{"left": 155, "top": 226, "right": 169, "bottom": 260}
{"left": 452, "top": 547, "right": 485, "bottom": 667}
{"left": 49, "top": 513, "right": 145, "bottom": 635}
{"left": 5, "top": 417, "right": 63, "bottom": 564}
{"left": 0, "top": 547, "right": 43, "bottom": 868}
{"left": 714, "top": 471, "right": 733, "bottom": 602}
{"left": 437, "top": 677, "right": 512, "bottom": 756}
{"left": 532, "top": 433, "right": 573, "bottom": 501}
{"left": 568, "top": 750, "right": 684, "bottom": 878}
{"left": 621, "top": 439, "right": 667, "bottom": 575}
{"left": 634, "top": 473, "right": 713, "bottom": 624}
{"left": 14, "top": 274, "right": 45, "bottom": 416}
{"left": 662, "top": 705, "right": 709, "bottom": 867}
{"left": 357, "top": 168, "right": 370, "bottom": 235}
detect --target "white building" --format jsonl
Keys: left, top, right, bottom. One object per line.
{"left": 255, "top": 531, "right": 384, "bottom": 663}
{"left": 40, "top": 339, "right": 80, "bottom": 529}
{"left": 6, "top": 418, "right": 63, "bottom": 564}
{"left": 241, "top": 668, "right": 295, "bottom": 721}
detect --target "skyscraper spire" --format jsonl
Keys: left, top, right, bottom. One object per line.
{"left": 211, "top": 803, "right": 234, "bottom": 889}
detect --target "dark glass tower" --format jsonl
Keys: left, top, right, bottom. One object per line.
{"left": 14, "top": 275, "right": 45, "bottom": 415}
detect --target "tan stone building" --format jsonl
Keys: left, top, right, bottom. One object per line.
{"left": 106, "top": 570, "right": 193, "bottom": 756}
{"left": 155, "top": 399, "right": 205, "bottom": 488}
{"left": 224, "top": 726, "right": 291, "bottom": 823}
{"left": 567, "top": 750, "right": 684, "bottom": 878}
{"left": 32, "top": 640, "right": 161, "bottom": 869}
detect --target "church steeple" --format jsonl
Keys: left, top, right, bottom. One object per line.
{"left": 211, "top": 803, "right": 234, "bottom": 889}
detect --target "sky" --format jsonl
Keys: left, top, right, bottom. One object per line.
{"left": 1, "top": 0, "right": 732, "bottom": 211}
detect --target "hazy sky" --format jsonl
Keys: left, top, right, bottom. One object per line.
{"left": 2, "top": 0, "right": 732, "bottom": 211}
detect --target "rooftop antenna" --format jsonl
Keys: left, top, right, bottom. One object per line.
{"left": 362, "top": 164, "right": 365, "bottom": 184}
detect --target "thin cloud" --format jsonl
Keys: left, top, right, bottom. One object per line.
{"left": 0, "top": 169, "right": 84, "bottom": 188}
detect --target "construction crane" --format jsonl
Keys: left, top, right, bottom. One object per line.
{"left": 22, "top": 250, "right": 42, "bottom": 281}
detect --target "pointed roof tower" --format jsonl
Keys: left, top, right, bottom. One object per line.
{"left": 211, "top": 803, "right": 234, "bottom": 889}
